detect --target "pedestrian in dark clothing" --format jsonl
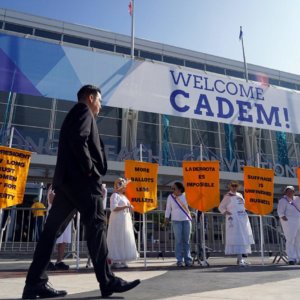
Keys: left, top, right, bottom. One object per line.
{"left": 22, "top": 85, "right": 140, "bottom": 299}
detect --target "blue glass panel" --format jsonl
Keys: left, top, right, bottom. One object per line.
{"left": 5, "top": 22, "right": 32, "bottom": 34}
{"left": 35, "top": 29, "right": 61, "bottom": 41}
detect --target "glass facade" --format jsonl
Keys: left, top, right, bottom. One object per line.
{"left": 1, "top": 89, "right": 299, "bottom": 180}
{"left": 0, "top": 91, "right": 123, "bottom": 158}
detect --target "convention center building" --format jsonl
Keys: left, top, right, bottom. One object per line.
{"left": 1, "top": 8, "right": 300, "bottom": 210}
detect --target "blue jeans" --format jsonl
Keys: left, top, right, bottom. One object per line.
{"left": 172, "top": 220, "right": 192, "bottom": 264}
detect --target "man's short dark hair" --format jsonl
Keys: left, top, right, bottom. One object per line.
{"left": 77, "top": 85, "right": 101, "bottom": 102}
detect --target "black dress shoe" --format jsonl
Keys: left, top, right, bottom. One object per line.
{"left": 55, "top": 261, "right": 70, "bottom": 270}
{"left": 101, "top": 278, "right": 141, "bottom": 298}
{"left": 288, "top": 261, "right": 296, "bottom": 265}
{"left": 47, "top": 262, "right": 56, "bottom": 271}
{"left": 22, "top": 282, "right": 67, "bottom": 299}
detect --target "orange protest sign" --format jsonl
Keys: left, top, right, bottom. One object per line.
{"left": 125, "top": 160, "right": 158, "bottom": 214}
{"left": 244, "top": 166, "right": 274, "bottom": 215}
{"left": 0, "top": 146, "right": 32, "bottom": 209}
{"left": 183, "top": 161, "right": 220, "bottom": 212}
{"left": 297, "top": 168, "right": 300, "bottom": 190}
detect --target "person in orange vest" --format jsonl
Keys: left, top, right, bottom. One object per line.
{"left": 31, "top": 198, "right": 46, "bottom": 242}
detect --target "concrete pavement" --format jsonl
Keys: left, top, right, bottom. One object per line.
{"left": 0, "top": 256, "right": 300, "bottom": 300}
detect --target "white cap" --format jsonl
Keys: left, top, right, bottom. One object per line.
{"left": 284, "top": 185, "right": 295, "bottom": 192}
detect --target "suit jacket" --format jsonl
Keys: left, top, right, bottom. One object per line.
{"left": 53, "top": 102, "right": 107, "bottom": 193}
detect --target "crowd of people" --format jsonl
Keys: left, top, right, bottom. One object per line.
{"left": 22, "top": 84, "right": 300, "bottom": 300}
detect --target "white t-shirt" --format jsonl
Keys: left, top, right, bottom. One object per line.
{"left": 165, "top": 193, "right": 190, "bottom": 221}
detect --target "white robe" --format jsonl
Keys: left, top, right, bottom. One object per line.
{"left": 47, "top": 201, "right": 72, "bottom": 244}
{"left": 219, "top": 192, "right": 254, "bottom": 254}
{"left": 107, "top": 192, "right": 138, "bottom": 262}
{"left": 277, "top": 195, "right": 300, "bottom": 262}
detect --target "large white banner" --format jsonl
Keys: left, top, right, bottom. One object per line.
{"left": 106, "top": 61, "right": 300, "bottom": 134}
{"left": 1, "top": 33, "right": 299, "bottom": 133}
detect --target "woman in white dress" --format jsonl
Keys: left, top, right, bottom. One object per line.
{"left": 47, "top": 185, "right": 72, "bottom": 270}
{"left": 277, "top": 186, "right": 300, "bottom": 265}
{"left": 107, "top": 178, "right": 139, "bottom": 268}
{"left": 218, "top": 181, "right": 254, "bottom": 266}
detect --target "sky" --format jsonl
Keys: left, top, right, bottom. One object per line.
{"left": 0, "top": 0, "right": 300, "bottom": 76}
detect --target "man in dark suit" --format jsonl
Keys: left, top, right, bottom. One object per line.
{"left": 22, "top": 85, "right": 140, "bottom": 299}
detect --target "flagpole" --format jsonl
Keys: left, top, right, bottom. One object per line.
{"left": 240, "top": 26, "right": 261, "bottom": 265}
{"left": 239, "top": 26, "right": 252, "bottom": 162}
{"left": 200, "top": 144, "right": 208, "bottom": 267}
{"left": 139, "top": 144, "right": 147, "bottom": 268}
{"left": 240, "top": 26, "right": 248, "bottom": 83}
{"left": 130, "top": 0, "right": 135, "bottom": 59}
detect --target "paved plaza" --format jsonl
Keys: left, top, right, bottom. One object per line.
{"left": 0, "top": 256, "right": 300, "bottom": 300}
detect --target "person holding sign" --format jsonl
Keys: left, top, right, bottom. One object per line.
{"left": 277, "top": 186, "right": 300, "bottom": 265}
{"left": 22, "top": 85, "right": 140, "bottom": 299}
{"left": 165, "top": 182, "right": 193, "bottom": 267}
{"left": 218, "top": 181, "right": 254, "bottom": 266}
{"left": 107, "top": 178, "right": 139, "bottom": 268}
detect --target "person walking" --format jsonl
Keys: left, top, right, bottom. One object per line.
{"left": 165, "top": 181, "right": 193, "bottom": 267}
{"left": 277, "top": 186, "right": 300, "bottom": 265}
{"left": 22, "top": 85, "right": 140, "bottom": 299}
{"left": 218, "top": 180, "right": 254, "bottom": 266}
{"left": 107, "top": 178, "right": 139, "bottom": 268}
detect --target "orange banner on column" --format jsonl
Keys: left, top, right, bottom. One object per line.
{"left": 244, "top": 166, "right": 274, "bottom": 215}
{"left": 0, "top": 146, "right": 32, "bottom": 209}
{"left": 183, "top": 161, "right": 220, "bottom": 212}
{"left": 125, "top": 160, "right": 158, "bottom": 214}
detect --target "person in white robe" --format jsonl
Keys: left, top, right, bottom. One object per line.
{"left": 107, "top": 178, "right": 139, "bottom": 268}
{"left": 47, "top": 185, "right": 73, "bottom": 270}
{"left": 277, "top": 186, "right": 300, "bottom": 265}
{"left": 218, "top": 181, "right": 254, "bottom": 266}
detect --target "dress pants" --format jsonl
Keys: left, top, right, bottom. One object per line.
{"left": 25, "top": 181, "right": 115, "bottom": 290}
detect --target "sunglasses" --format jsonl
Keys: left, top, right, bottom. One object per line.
{"left": 231, "top": 184, "right": 238, "bottom": 187}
